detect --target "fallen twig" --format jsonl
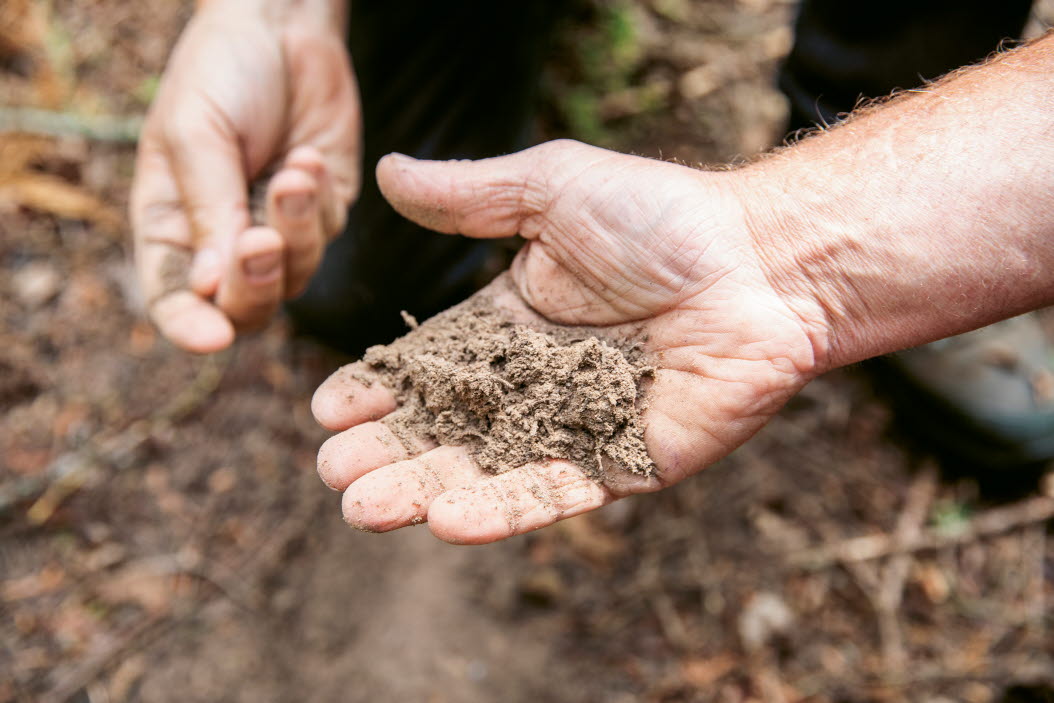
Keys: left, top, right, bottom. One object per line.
{"left": 0, "top": 106, "right": 142, "bottom": 143}
{"left": 0, "top": 352, "right": 231, "bottom": 521}
{"left": 789, "top": 495, "right": 1054, "bottom": 568}
{"left": 37, "top": 614, "right": 166, "bottom": 703}
{"left": 875, "top": 464, "right": 937, "bottom": 673}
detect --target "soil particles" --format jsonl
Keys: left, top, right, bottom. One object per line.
{"left": 360, "top": 286, "right": 656, "bottom": 480}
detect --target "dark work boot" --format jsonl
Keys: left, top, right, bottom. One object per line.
{"left": 780, "top": 0, "right": 1054, "bottom": 468}
{"left": 877, "top": 316, "right": 1054, "bottom": 468}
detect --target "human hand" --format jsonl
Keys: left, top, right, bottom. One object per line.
{"left": 312, "top": 140, "right": 830, "bottom": 544}
{"left": 131, "top": 0, "right": 359, "bottom": 352}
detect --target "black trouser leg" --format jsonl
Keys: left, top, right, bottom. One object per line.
{"left": 780, "top": 0, "right": 1034, "bottom": 131}
{"left": 287, "top": 1, "right": 566, "bottom": 354}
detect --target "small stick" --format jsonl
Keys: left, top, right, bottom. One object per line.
{"left": 38, "top": 615, "right": 166, "bottom": 703}
{"left": 400, "top": 310, "right": 419, "bottom": 331}
{"left": 790, "top": 495, "right": 1054, "bottom": 568}
{"left": 0, "top": 107, "right": 143, "bottom": 143}
{"left": 876, "top": 464, "right": 937, "bottom": 673}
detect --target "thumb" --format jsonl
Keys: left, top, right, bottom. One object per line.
{"left": 375, "top": 140, "right": 589, "bottom": 239}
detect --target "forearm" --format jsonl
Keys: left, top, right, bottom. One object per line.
{"left": 743, "top": 32, "right": 1054, "bottom": 372}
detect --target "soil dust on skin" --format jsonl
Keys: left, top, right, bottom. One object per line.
{"left": 361, "top": 273, "right": 656, "bottom": 481}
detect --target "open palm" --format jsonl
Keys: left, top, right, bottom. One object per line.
{"left": 313, "top": 140, "right": 825, "bottom": 544}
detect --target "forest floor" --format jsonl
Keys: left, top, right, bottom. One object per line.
{"left": 2, "top": 1, "right": 1054, "bottom": 702}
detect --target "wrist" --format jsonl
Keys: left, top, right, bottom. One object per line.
{"left": 195, "top": 0, "right": 347, "bottom": 36}
{"left": 729, "top": 163, "right": 852, "bottom": 376}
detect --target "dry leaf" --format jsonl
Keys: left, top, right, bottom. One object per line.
{"left": 912, "top": 561, "right": 950, "bottom": 604}
{"left": 0, "top": 133, "right": 53, "bottom": 177}
{"left": 2, "top": 564, "right": 65, "bottom": 601}
{"left": 108, "top": 654, "right": 148, "bottom": 703}
{"left": 0, "top": 134, "right": 122, "bottom": 231}
{"left": 0, "top": 0, "right": 43, "bottom": 58}
{"left": 680, "top": 653, "right": 738, "bottom": 689}
{"left": 95, "top": 563, "right": 177, "bottom": 615}
{"left": 0, "top": 171, "right": 121, "bottom": 230}
{"left": 556, "top": 513, "right": 625, "bottom": 565}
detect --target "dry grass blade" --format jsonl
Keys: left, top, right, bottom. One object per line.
{"left": 0, "top": 107, "right": 143, "bottom": 142}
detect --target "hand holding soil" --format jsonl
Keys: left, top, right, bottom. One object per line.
{"left": 130, "top": 0, "right": 360, "bottom": 353}
{"left": 313, "top": 140, "right": 824, "bottom": 544}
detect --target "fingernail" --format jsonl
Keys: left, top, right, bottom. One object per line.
{"left": 280, "top": 192, "right": 313, "bottom": 219}
{"left": 387, "top": 152, "right": 414, "bottom": 164}
{"left": 243, "top": 251, "right": 281, "bottom": 278}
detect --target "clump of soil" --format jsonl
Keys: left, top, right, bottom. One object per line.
{"left": 361, "top": 290, "right": 656, "bottom": 480}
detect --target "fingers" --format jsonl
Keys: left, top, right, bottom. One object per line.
{"left": 164, "top": 103, "right": 306, "bottom": 330}
{"left": 266, "top": 148, "right": 327, "bottom": 297}
{"left": 337, "top": 449, "right": 611, "bottom": 539}
{"left": 332, "top": 449, "right": 612, "bottom": 540}
{"left": 131, "top": 20, "right": 361, "bottom": 347}
{"left": 340, "top": 445, "right": 482, "bottom": 532}
{"left": 312, "top": 363, "right": 399, "bottom": 431}
{"left": 135, "top": 113, "right": 284, "bottom": 340}
{"left": 317, "top": 421, "right": 434, "bottom": 491}
{"left": 151, "top": 289, "right": 235, "bottom": 354}
{"left": 427, "top": 461, "right": 612, "bottom": 545}
{"left": 132, "top": 146, "right": 235, "bottom": 352}
{"left": 213, "top": 226, "right": 286, "bottom": 328}
{"left": 280, "top": 29, "right": 361, "bottom": 235}
{"left": 314, "top": 360, "right": 617, "bottom": 541}
{"left": 375, "top": 141, "right": 584, "bottom": 238}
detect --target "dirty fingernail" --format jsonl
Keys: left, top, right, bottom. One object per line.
{"left": 243, "top": 251, "right": 282, "bottom": 278}
{"left": 280, "top": 192, "right": 313, "bottom": 219}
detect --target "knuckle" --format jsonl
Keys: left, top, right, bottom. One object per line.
{"left": 316, "top": 435, "right": 348, "bottom": 487}
{"left": 323, "top": 196, "right": 351, "bottom": 240}
{"left": 519, "top": 172, "right": 551, "bottom": 216}
{"left": 537, "top": 138, "right": 585, "bottom": 156}
{"left": 163, "top": 106, "right": 211, "bottom": 149}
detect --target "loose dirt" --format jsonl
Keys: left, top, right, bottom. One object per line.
{"left": 360, "top": 278, "right": 656, "bottom": 480}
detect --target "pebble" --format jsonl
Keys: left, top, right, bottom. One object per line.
{"left": 12, "top": 262, "right": 61, "bottom": 308}
{"left": 738, "top": 591, "right": 794, "bottom": 651}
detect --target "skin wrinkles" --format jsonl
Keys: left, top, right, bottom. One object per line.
{"left": 139, "top": 201, "right": 189, "bottom": 247}
{"left": 518, "top": 465, "right": 564, "bottom": 522}
{"left": 657, "top": 351, "right": 796, "bottom": 415}
{"left": 516, "top": 171, "right": 550, "bottom": 221}
{"left": 641, "top": 404, "right": 732, "bottom": 483}
{"left": 527, "top": 241, "right": 635, "bottom": 320}
{"left": 621, "top": 200, "right": 703, "bottom": 302}
{"left": 529, "top": 209, "right": 696, "bottom": 321}
{"left": 658, "top": 326, "right": 815, "bottom": 384}
{"left": 456, "top": 180, "right": 521, "bottom": 234}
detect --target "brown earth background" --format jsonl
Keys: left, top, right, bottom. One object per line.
{"left": 2, "top": 1, "right": 1054, "bottom": 701}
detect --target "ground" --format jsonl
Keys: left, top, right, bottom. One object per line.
{"left": 2, "top": 1, "right": 1054, "bottom": 702}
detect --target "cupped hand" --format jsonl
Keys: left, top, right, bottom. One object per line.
{"left": 313, "top": 140, "right": 829, "bottom": 544}
{"left": 131, "top": 0, "right": 360, "bottom": 353}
